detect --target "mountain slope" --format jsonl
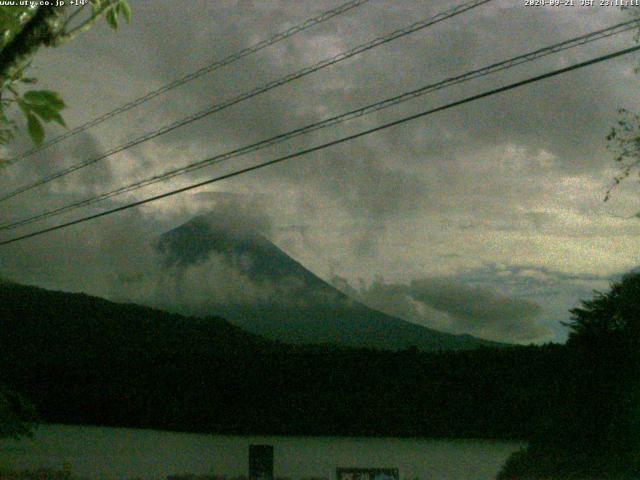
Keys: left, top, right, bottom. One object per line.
{"left": 155, "top": 214, "right": 503, "bottom": 351}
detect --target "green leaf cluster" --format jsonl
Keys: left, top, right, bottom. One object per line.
{"left": 17, "top": 90, "right": 66, "bottom": 146}
{"left": 0, "top": 1, "right": 132, "bottom": 154}
{"left": 90, "top": 0, "right": 131, "bottom": 30}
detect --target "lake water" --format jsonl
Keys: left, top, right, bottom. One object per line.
{"left": 0, "top": 425, "right": 523, "bottom": 480}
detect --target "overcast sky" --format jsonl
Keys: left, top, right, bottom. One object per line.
{"left": 0, "top": 0, "right": 638, "bottom": 344}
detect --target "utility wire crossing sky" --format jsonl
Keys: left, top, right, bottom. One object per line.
{"left": 0, "top": 0, "right": 492, "bottom": 203}
{"left": 5, "top": 0, "right": 371, "bottom": 165}
{"left": 1, "top": 42, "right": 638, "bottom": 246}
{"left": 0, "top": 17, "right": 637, "bottom": 233}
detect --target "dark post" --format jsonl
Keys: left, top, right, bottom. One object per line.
{"left": 249, "top": 444, "right": 274, "bottom": 480}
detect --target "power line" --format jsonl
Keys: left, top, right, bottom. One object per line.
{"left": 4, "top": 0, "right": 371, "bottom": 165}
{"left": 0, "top": 19, "right": 637, "bottom": 232}
{"left": 1, "top": 44, "right": 638, "bottom": 247}
{"left": 0, "top": 0, "right": 493, "bottom": 202}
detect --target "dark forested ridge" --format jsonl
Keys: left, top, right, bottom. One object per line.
{"left": 0, "top": 280, "right": 567, "bottom": 439}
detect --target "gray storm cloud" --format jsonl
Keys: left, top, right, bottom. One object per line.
{"left": 408, "top": 277, "right": 545, "bottom": 341}
{"left": 331, "top": 274, "right": 549, "bottom": 343}
{"left": 191, "top": 191, "right": 274, "bottom": 237}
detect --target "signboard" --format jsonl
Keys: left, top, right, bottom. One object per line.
{"left": 249, "top": 444, "right": 274, "bottom": 480}
{"left": 336, "top": 468, "right": 399, "bottom": 480}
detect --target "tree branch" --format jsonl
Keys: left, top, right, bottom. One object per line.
{"left": 61, "top": 4, "right": 87, "bottom": 32}
{"left": 58, "top": 0, "right": 119, "bottom": 43}
{"left": 0, "top": 6, "right": 64, "bottom": 85}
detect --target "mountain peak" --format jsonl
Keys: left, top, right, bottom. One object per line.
{"left": 154, "top": 214, "right": 504, "bottom": 351}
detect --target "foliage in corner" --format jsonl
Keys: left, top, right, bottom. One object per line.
{"left": 605, "top": 109, "right": 640, "bottom": 211}
{"left": 605, "top": 6, "right": 640, "bottom": 214}
{"left": 498, "top": 272, "right": 640, "bottom": 480}
{"left": 0, "top": 385, "right": 37, "bottom": 439}
{"left": 1, "top": 63, "right": 66, "bottom": 149}
{"left": 0, "top": 0, "right": 131, "bottom": 157}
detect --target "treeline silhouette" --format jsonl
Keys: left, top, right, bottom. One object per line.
{"left": 1, "top": 280, "right": 567, "bottom": 439}
{"left": 499, "top": 271, "right": 640, "bottom": 479}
